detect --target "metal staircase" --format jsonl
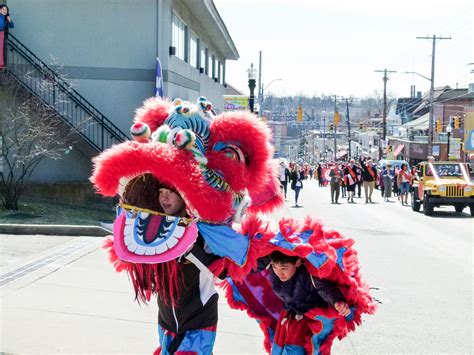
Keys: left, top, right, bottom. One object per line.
{"left": 5, "top": 34, "right": 128, "bottom": 152}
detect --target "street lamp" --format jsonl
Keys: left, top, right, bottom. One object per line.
{"left": 321, "top": 111, "right": 327, "bottom": 161}
{"left": 258, "top": 78, "right": 282, "bottom": 117}
{"left": 247, "top": 63, "right": 257, "bottom": 113}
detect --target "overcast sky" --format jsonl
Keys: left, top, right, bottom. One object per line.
{"left": 214, "top": 0, "right": 473, "bottom": 98}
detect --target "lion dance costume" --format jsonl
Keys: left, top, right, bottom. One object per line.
{"left": 91, "top": 97, "right": 375, "bottom": 355}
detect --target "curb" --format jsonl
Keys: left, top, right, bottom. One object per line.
{"left": 0, "top": 224, "right": 112, "bottom": 236}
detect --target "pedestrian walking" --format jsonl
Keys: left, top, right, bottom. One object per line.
{"left": 356, "top": 162, "right": 363, "bottom": 198}
{"left": 329, "top": 163, "right": 342, "bottom": 204}
{"left": 0, "top": 5, "right": 14, "bottom": 70}
{"left": 344, "top": 159, "right": 359, "bottom": 203}
{"left": 290, "top": 164, "right": 303, "bottom": 207}
{"left": 317, "top": 163, "right": 323, "bottom": 187}
{"left": 397, "top": 163, "right": 411, "bottom": 205}
{"left": 279, "top": 160, "right": 290, "bottom": 200}
{"left": 340, "top": 163, "right": 347, "bottom": 198}
{"left": 360, "top": 157, "right": 377, "bottom": 203}
{"left": 381, "top": 164, "right": 395, "bottom": 202}
{"left": 378, "top": 168, "right": 385, "bottom": 198}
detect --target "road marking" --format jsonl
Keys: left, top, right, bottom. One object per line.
{"left": 0, "top": 238, "right": 100, "bottom": 287}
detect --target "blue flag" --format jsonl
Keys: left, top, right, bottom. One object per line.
{"left": 155, "top": 57, "right": 164, "bottom": 98}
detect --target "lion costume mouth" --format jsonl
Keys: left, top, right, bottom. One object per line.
{"left": 113, "top": 206, "right": 198, "bottom": 263}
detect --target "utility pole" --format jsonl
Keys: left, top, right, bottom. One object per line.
{"left": 333, "top": 95, "right": 337, "bottom": 161}
{"left": 416, "top": 35, "right": 451, "bottom": 155}
{"left": 346, "top": 98, "right": 351, "bottom": 159}
{"left": 374, "top": 69, "right": 396, "bottom": 142}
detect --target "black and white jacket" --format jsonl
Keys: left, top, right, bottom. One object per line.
{"left": 157, "top": 235, "right": 222, "bottom": 333}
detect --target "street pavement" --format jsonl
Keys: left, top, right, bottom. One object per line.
{"left": 0, "top": 180, "right": 472, "bottom": 354}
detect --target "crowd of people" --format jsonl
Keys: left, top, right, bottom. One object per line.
{"left": 279, "top": 157, "right": 420, "bottom": 206}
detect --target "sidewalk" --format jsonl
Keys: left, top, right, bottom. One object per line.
{"left": 0, "top": 232, "right": 267, "bottom": 354}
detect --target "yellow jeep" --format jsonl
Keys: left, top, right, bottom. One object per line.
{"left": 411, "top": 161, "right": 474, "bottom": 216}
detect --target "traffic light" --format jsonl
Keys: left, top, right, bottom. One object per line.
{"left": 334, "top": 111, "right": 340, "bottom": 126}
{"left": 435, "top": 119, "right": 441, "bottom": 133}
{"left": 329, "top": 123, "right": 334, "bottom": 131}
{"left": 297, "top": 105, "right": 303, "bottom": 123}
{"left": 453, "top": 116, "right": 460, "bottom": 129}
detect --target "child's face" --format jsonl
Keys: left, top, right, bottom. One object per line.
{"left": 158, "top": 188, "right": 186, "bottom": 216}
{"left": 271, "top": 259, "right": 301, "bottom": 282}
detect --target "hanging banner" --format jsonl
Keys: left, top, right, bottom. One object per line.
{"left": 224, "top": 95, "right": 249, "bottom": 111}
{"left": 155, "top": 57, "right": 164, "bottom": 98}
{"left": 449, "top": 138, "right": 461, "bottom": 161}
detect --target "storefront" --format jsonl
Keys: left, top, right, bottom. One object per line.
{"left": 409, "top": 142, "right": 429, "bottom": 165}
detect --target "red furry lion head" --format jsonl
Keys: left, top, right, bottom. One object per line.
{"left": 91, "top": 97, "right": 283, "bottom": 224}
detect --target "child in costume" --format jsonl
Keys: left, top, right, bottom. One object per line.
{"left": 155, "top": 186, "right": 224, "bottom": 354}
{"left": 222, "top": 217, "right": 377, "bottom": 355}
{"left": 266, "top": 251, "right": 350, "bottom": 353}
{"left": 91, "top": 97, "right": 284, "bottom": 354}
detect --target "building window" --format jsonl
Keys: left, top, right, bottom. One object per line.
{"left": 172, "top": 13, "right": 185, "bottom": 61}
{"left": 213, "top": 57, "right": 218, "bottom": 80}
{"left": 222, "top": 61, "right": 226, "bottom": 85}
{"left": 208, "top": 51, "right": 213, "bottom": 78}
{"left": 218, "top": 61, "right": 223, "bottom": 84}
{"left": 201, "top": 45, "right": 207, "bottom": 73}
{"left": 189, "top": 31, "right": 198, "bottom": 69}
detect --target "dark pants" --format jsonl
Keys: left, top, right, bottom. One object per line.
{"left": 294, "top": 186, "right": 301, "bottom": 205}
{"left": 280, "top": 181, "right": 288, "bottom": 197}
{"left": 330, "top": 182, "right": 340, "bottom": 202}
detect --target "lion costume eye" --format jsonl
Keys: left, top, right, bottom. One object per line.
{"left": 212, "top": 142, "right": 250, "bottom": 165}
{"left": 222, "top": 145, "right": 245, "bottom": 162}
{"left": 223, "top": 148, "right": 240, "bottom": 161}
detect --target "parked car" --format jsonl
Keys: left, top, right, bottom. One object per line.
{"left": 378, "top": 159, "right": 410, "bottom": 170}
{"left": 411, "top": 161, "right": 474, "bottom": 216}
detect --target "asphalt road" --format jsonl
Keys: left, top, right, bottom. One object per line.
{"left": 0, "top": 180, "right": 472, "bottom": 354}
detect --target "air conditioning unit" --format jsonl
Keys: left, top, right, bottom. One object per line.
{"left": 169, "top": 46, "right": 176, "bottom": 56}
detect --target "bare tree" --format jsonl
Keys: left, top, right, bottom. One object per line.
{"left": 359, "top": 90, "right": 396, "bottom": 118}
{"left": 0, "top": 73, "right": 74, "bottom": 210}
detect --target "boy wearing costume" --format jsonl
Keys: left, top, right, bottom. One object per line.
{"left": 264, "top": 251, "right": 350, "bottom": 353}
